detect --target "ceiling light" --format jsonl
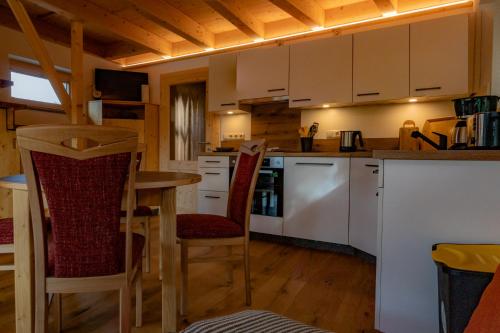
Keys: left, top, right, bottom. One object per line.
{"left": 311, "top": 26, "right": 324, "bottom": 32}
{"left": 322, "top": 104, "right": 330, "bottom": 108}
{"left": 409, "top": 98, "right": 418, "bottom": 103}
{"left": 227, "top": 111, "right": 234, "bottom": 114}
{"left": 382, "top": 10, "right": 398, "bottom": 17}
{"left": 253, "top": 37, "right": 265, "bottom": 43}
{"left": 204, "top": 47, "right": 215, "bottom": 52}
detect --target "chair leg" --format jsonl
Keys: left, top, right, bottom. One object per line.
{"left": 143, "top": 217, "right": 151, "bottom": 273}
{"left": 180, "top": 242, "right": 188, "bottom": 316}
{"left": 35, "top": 291, "right": 48, "bottom": 333}
{"left": 119, "top": 287, "right": 132, "bottom": 333}
{"left": 135, "top": 266, "right": 143, "bottom": 327}
{"left": 244, "top": 245, "right": 251, "bottom": 306}
{"left": 226, "top": 246, "right": 233, "bottom": 285}
{"left": 54, "top": 294, "right": 62, "bottom": 333}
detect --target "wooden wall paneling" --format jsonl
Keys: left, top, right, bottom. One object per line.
{"left": 250, "top": 102, "right": 301, "bottom": 151}
{"left": 312, "top": 138, "right": 400, "bottom": 152}
{"left": 144, "top": 104, "right": 159, "bottom": 171}
{"left": 0, "top": 111, "right": 20, "bottom": 218}
{"left": 70, "top": 20, "right": 86, "bottom": 125}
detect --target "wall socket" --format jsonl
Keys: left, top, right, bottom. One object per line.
{"left": 223, "top": 132, "right": 245, "bottom": 140}
{"left": 326, "top": 130, "right": 341, "bottom": 139}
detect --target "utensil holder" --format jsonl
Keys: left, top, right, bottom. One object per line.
{"left": 300, "top": 137, "right": 313, "bottom": 152}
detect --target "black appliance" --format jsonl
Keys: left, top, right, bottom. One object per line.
{"left": 94, "top": 69, "right": 148, "bottom": 101}
{"left": 411, "top": 131, "right": 448, "bottom": 150}
{"left": 251, "top": 157, "right": 284, "bottom": 218}
{"left": 339, "top": 130, "right": 364, "bottom": 152}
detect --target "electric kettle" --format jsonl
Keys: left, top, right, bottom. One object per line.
{"left": 339, "top": 131, "right": 364, "bottom": 152}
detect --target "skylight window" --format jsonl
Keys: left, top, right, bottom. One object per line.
{"left": 10, "top": 71, "right": 69, "bottom": 105}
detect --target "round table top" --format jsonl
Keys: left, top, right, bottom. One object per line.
{"left": 0, "top": 171, "right": 202, "bottom": 191}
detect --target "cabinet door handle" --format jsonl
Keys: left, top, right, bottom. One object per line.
{"left": 268, "top": 88, "right": 286, "bottom": 92}
{"left": 295, "top": 162, "right": 334, "bottom": 166}
{"left": 376, "top": 192, "right": 379, "bottom": 197}
{"left": 415, "top": 86, "right": 441, "bottom": 92}
{"left": 204, "top": 172, "right": 221, "bottom": 175}
{"left": 372, "top": 169, "right": 379, "bottom": 174}
{"left": 357, "top": 92, "right": 380, "bottom": 97}
{"left": 204, "top": 195, "right": 221, "bottom": 199}
{"left": 220, "top": 102, "right": 236, "bottom": 106}
{"left": 291, "top": 98, "right": 311, "bottom": 102}
{"left": 365, "top": 164, "right": 378, "bottom": 168}
{"left": 204, "top": 160, "right": 221, "bottom": 163}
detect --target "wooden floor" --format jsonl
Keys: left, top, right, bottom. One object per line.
{"left": 0, "top": 218, "right": 376, "bottom": 333}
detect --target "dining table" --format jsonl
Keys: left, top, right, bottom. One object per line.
{"left": 0, "top": 171, "right": 202, "bottom": 333}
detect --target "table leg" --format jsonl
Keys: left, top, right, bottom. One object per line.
{"left": 13, "top": 189, "right": 33, "bottom": 333}
{"left": 160, "top": 187, "right": 177, "bottom": 333}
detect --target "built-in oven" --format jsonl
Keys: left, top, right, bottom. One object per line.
{"left": 229, "top": 156, "right": 284, "bottom": 235}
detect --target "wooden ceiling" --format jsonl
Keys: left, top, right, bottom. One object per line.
{"left": 1, "top": 0, "right": 474, "bottom": 67}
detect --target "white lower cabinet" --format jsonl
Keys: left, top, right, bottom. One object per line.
{"left": 283, "top": 157, "right": 350, "bottom": 244}
{"left": 349, "top": 158, "right": 379, "bottom": 255}
{"left": 197, "top": 190, "right": 228, "bottom": 216}
{"left": 197, "top": 156, "right": 229, "bottom": 216}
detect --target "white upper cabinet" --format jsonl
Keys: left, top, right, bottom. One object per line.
{"left": 236, "top": 46, "right": 289, "bottom": 100}
{"left": 353, "top": 25, "right": 410, "bottom": 103}
{"left": 289, "top": 35, "right": 352, "bottom": 108}
{"left": 208, "top": 53, "right": 238, "bottom": 112}
{"left": 410, "top": 15, "right": 469, "bottom": 98}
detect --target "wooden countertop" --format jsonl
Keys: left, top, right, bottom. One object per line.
{"left": 199, "top": 151, "right": 374, "bottom": 158}
{"left": 373, "top": 150, "right": 500, "bottom": 161}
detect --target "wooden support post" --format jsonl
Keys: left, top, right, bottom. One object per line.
{"left": 6, "top": 0, "right": 71, "bottom": 118}
{"left": 71, "top": 20, "right": 85, "bottom": 124}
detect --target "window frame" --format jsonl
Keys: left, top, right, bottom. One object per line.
{"left": 9, "top": 59, "right": 71, "bottom": 112}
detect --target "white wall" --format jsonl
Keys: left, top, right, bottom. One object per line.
{"left": 0, "top": 25, "right": 120, "bottom": 123}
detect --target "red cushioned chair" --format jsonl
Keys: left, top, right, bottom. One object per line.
{"left": 177, "top": 139, "right": 266, "bottom": 315}
{"left": 0, "top": 218, "right": 14, "bottom": 271}
{"left": 17, "top": 125, "right": 144, "bottom": 333}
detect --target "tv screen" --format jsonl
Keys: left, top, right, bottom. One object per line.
{"left": 94, "top": 69, "right": 148, "bottom": 101}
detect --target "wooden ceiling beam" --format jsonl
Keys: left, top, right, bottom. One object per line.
{"left": 6, "top": 0, "right": 71, "bottom": 117}
{"left": 28, "top": 0, "right": 172, "bottom": 56}
{"left": 128, "top": 0, "right": 214, "bottom": 49}
{"left": 205, "top": 0, "right": 264, "bottom": 39}
{"left": 372, "top": 0, "right": 398, "bottom": 14}
{"left": 0, "top": 6, "right": 107, "bottom": 58}
{"left": 103, "top": 41, "right": 150, "bottom": 60}
{"left": 269, "top": 0, "right": 325, "bottom": 28}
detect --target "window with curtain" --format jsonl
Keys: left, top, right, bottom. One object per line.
{"left": 170, "top": 82, "right": 206, "bottom": 161}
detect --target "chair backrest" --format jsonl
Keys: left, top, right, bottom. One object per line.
{"left": 17, "top": 125, "right": 138, "bottom": 279}
{"left": 227, "top": 139, "right": 267, "bottom": 234}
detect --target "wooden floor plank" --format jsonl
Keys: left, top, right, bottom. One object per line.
{"left": 0, "top": 218, "right": 376, "bottom": 332}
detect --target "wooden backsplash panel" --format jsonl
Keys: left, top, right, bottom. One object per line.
{"left": 250, "top": 102, "right": 301, "bottom": 151}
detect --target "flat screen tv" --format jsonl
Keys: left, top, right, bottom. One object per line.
{"left": 94, "top": 68, "right": 148, "bottom": 101}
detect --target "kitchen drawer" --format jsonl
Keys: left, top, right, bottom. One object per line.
{"left": 198, "top": 156, "right": 229, "bottom": 168}
{"left": 198, "top": 167, "right": 229, "bottom": 191}
{"left": 197, "top": 190, "right": 228, "bottom": 216}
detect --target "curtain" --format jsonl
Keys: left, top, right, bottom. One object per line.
{"left": 170, "top": 82, "right": 206, "bottom": 161}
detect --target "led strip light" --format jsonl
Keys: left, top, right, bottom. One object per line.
{"left": 122, "top": 0, "right": 473, "bottom": 68}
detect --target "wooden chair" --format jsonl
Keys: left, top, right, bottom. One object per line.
{"left": 0, "top": 218, "right": 14, "bottom": 271}
{"left": 17, "top": 125, "right": 144, "bottom": 333}
{"left": 177, "top": 139, "right": 266, "bottom": 315}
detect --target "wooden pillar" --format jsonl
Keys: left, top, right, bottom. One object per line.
{"left": 6, "top": 0, "right": 71, "bottom": 118}
{"left": 71, "top": 20, "right": 86, "bottom": 124}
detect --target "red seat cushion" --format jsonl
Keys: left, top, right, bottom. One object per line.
{"left": 120, "top": 205, "right": 154, "bottom": 218}
{"left": 48, "top": 232, "right": 144, "bottom": 277}
{"left": 0, "top": 218, "right": 13, "bottom": 245}
{"left": 177, "top": 214, "right": 244, "bottom": 239}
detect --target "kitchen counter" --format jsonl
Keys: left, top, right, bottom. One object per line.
{"left": 199, "top": 151, "right": 374, "bottom": 158}
{"left": 373, "top": 150, "right": 500, "bottom": 161}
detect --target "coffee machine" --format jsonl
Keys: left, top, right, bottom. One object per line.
{"left": 451, "top": 96, "right": 499, "bottom": 149}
